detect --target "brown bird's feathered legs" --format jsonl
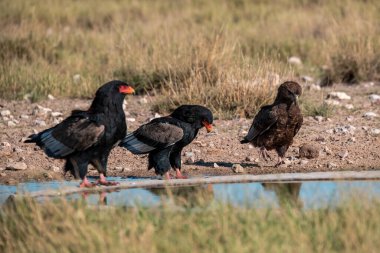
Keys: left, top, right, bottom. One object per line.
{"left": 259, "top": 147, "right": 271, "bottom": 161}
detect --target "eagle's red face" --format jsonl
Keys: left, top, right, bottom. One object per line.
{"left": 119, "top": 85, "right": 135, "bottom": 94}
{"left": 202, "top": 120, "right": 213, "bottom": 132}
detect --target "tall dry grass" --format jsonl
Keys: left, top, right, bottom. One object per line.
{"left": 1, "top": 0, "right": 379, "bottom": 116}
{"left": 1, "top": 194, "right": 379, "bottom": 253}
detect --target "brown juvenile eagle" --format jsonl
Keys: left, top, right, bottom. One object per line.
{"left": 241, "top": 81, "right": 303, "bottom": 166}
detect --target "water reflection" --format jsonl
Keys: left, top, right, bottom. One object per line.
{"left": 2, "top": 179, "right": 380, "bottom": 209}
{"left": 148, "top": 185, "right": 214, "bottom": 208}
{"left": 262, "top": 183, "right": 302, "bottom": 208}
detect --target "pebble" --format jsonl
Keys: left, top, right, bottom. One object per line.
{"left": 34, "top": 119, "right": 46, "bottom": 126}
{"left": 20, "top": 114, "right": 29, "bottom": 119}
{"left": 344, "top": 104, "right": 354, "bottom": 110}
{"left": 301, "top": 76, "right": 314, "bottom": 82}
{"left": 51, "top": 112, "right": 63, "bottom": 117}
{"left": 315, "top": 136, "right": 325, "bottom": 142}
{"left": 0, "top": 172, "right": 6, "bottom": 177}
{"left": 139, "top": 97, "right": 148, "bottom": 104}
{"left": 154, "top": 113, "right": 161, "bottom": 118}
{"left": 185, "top": 152, "right": 194, "bottom": 158}
{"left": 369, "top": 94, "right": 380, "bottom": 103}
{"left": 248, "top": 144, "right": 254, "bottom": 149}
{"left": 371, "top": 129, "right": 380, "bottom": 135}
{"left": 314, "top": 116, "right": 324, "bottom": 123}
{"left": 325, "top": 99, "right": 341, "bottom": 106}
{"left": 338, "top": 150, "right": 349, "bottom": 160}
{"left": 324, "top": 146, "right": 333, "bottom": 155}
{"left": 1, "top": 142, "right": 11, "bottom": 147}
{"left": 48, "top": 94, "right": 55, "bottom": 100}
{"left": 299, "top": 159, "right": 309, "bottom": 166}
{"left": 7, "top": 121, "right": 16, "bottom": 127}
{"left": 288, "top": 56, "right": 302, "bottom": 65}
{"left": 327, "top": 92, "right": 351, "bottom": 100}
{"left": 13, "top": 147, "right": 23, "bottom": 153}
{"left": 126, "top": 118, "right": 136, "bottom": 122}
{"left": 245, "top": 156, "right": 256, "bottom": 162}
{"left": 232, "top": 164, "right": 245, "bottom": 173}
{"left": 333, "top": 125, "right": 356, "bottom": 135}
{"left": 299, "top": 144, "right": 319, "bottom": 159}
{"left": 363, "top": 112, "right": 378, "bottom": 119}
{"left": 34, "top": 105, "right": 52, "bottom": 116}
{"left": 6, "top": 162, "right": 27, "bottom": 171}
{"left": 2, "top": 116, "right": 9, "bottom": 121}
{"left": 213, "top": 163, "right": 219, "bottom": 168}
{"left": 49, "top": 165, "right": 61, "bottom": 173}
{"left": 1, "top": 110, "right": 11, "bottom": 116}
{"left": 327, "top": 162, "right": 338, "bottom": 169}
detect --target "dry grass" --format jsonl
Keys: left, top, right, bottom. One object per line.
{"left": 1, "top": 194, "right": 380, "bottom": 253}
{"left": 1, "top": 0, "right": 379, "bottom": 117}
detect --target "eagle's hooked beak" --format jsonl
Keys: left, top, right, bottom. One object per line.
{"left": 202, "top": 120, "right": 213, "bottom": 133}
{"left": 119, "top": 85, "right": 135, "bottom": 94}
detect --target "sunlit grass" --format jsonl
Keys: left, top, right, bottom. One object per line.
{"left": 0, "top": 194, "right": 379, "bottom": 253}
{"left": 1, "top": 0, "right": 379, "bottom": 116}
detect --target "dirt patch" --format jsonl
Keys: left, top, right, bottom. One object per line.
{"left": 0, "top": 83, "right": 379, "bottom": 185}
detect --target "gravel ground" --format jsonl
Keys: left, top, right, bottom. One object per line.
{"left": 0, "top": 83, "right": 379, "bottom": 185}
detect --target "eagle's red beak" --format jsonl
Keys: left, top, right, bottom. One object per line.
{"left": 119, "top": 85, "right": 135, "bottom": 94}
{"left": 202, "top": 121, "right": 213, "bottom": 133}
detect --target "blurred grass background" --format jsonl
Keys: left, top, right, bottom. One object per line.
{"left": 0, "top": 0, "right": 379, "bottom": 116}
{"left": 1, "top": 194, "right": 379, "bottom": 253}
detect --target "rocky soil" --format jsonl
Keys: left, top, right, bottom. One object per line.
{"left": 0, "top": 82, "right": 379, "bottom": 185}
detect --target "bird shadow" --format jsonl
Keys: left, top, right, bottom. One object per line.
{"left": 193, "top": 161, "right": 260, "bottom": 168}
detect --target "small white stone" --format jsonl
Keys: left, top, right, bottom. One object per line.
{"left": 327, "top": 162, "right": 337, "bottom": 169}
{"left": 6, "top": 162, "right": 27, "bottom": 171}
{"left": 299, "top": 159, "right": 309, "bottom": 166}
{"left": 2, "top": 116, "right": 9, "bottom": 121}
{"left": 248, "top": 144, "right": 254, "bottom": 149}
{"left": 51, "top": 112, "right": 63, "bottom": 117}
{"left": 7, "top": 121, "right": 16, "bottom": 127}
{"left": 363, "top": 112, "right": 378, "bottom": 119}
{"left": 34, "top": 105, "right": 52, "bottom": 116}
{"left": 1, "top": 110, "right": 11, "bottom": 116}
{"left": 213, "top": 163, "right": 219, "bottom": 168}
{"left": 288, "top": 56, "right": 302, "bottom": 65}
{"left": 344, "top": 104, "right": 354, "bottom": 110}
{"left": 324, "top": 146, "right": 333, "bottom": 155}
{"left": 314, "top": 116, "right": 324, "bottom": 123}
{"left": 126, "top": 117, "right": 136, "bottom": 122}
{"left": 13, "top": 147, "right": 23, "bottom": 153}
{"left": 327, "top": 92, "right": 351, "bottom": 100}
{"left": 154, "top": 113, "right": 161, "bottom": 118}
{"left": 301, "top": 76, "right": 314, "bottom": 82}
{"left": 371, "top": 129, "right": 380, "bottom": 135}
{"left": 49, "top": 165, "right": 60, "bottom": 173}
{"left": 47, "top": 94, "right": 55, "bottom": 100}
{"left": 34, "top": 119, "right": 46, "bottom": 126}
{"left": 232, "top": 164, "right": 245, "bottom": 173}
{"left": 1, "top": 142, "right": 11, "bottom": 147}
{"left": 185, "top": 152, "right": 194, "bottom": 158}
{"left": 369, "top": 94, "right": 380, "bottom": 103}
{"left": 338, "top": 150, "right": 349, "bottom": 160}
{"left": 139, "top": 97, "right": 148, "bottom": 104}
{"left": 20, "top": 114, "right": 29, "bottom": 120}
